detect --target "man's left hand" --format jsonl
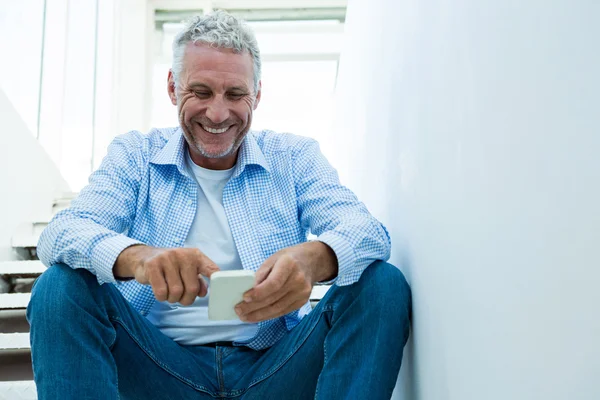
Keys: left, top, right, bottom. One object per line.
{"left": 235, "top": 241, "right": 338, "bottom": 323}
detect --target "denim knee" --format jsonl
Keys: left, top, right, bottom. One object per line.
{"left": 356, "top": 261, "right": 412, "bottom": 316}
{"left": 27, "top": 263, "right": 97, "bottom": 320}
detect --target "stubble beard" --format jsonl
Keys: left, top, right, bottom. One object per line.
{"left": 180, "top": 115, "right": 247, "bottom": 160}
{"left": 186, "top": 125, "right": 237, "bottom": 159}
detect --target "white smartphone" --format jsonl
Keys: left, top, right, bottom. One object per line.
{"left": 208, "top": 270, "right": 256, "bottom": 321}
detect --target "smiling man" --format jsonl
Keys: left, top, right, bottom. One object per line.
{"left": 27, "top": 10, "right": 411, "bottom": 400}
{"left": 173, "top": 42, "right": 258, "bottom": 169}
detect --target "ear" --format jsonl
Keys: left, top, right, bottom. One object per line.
{"left": 253, "top": 80, "right": 262, "bottom": 110}
{"left": 167, "top": 70, "right": 177, "bottom": 106}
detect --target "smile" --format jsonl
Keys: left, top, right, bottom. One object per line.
{"left": 201, "top": 124, "right": 230, "bottom": 134}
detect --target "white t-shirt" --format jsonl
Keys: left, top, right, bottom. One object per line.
{"left": 146, "top": 152, "right": 259, "bottom": 345}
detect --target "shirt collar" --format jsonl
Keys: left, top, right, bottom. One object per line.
{"left": 232, "top": 130, "right": 271, "bottom": 178}
{"left": 150, "top": 127, "right": 270, "bottom": 176}
{"left": 149, "top": 128, "right": 187, "bottom": 174}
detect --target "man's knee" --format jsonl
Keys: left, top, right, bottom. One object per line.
{"left": 358, "top": 261, "right": 412, "bottom": 316}
{"left": 27, "top": 263, "right": 98, "bottom": 319}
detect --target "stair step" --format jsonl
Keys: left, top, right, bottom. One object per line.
{"left": 0, "top": 381, "right": 36, "bottom": 399}
{"left": 0, "top": 293, "right": 31, "bottom": 310}
{"left": 0, "top": 261, "right": 45, "bottom": 278}
{"left": 11, "top": 222, "right": 48, "bottom": 248}
{"left": 310, "top": 285, "right": 330, "bottom": 300}
{"left": 0, "top": 333, "right": 30, "bottom": 350}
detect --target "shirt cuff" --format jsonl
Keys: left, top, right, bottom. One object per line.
{"left": 91, "top": 235, "right": 144, "bottom": 285}
{"left": 313, "top": 231, "right": 356, "bottom": 286}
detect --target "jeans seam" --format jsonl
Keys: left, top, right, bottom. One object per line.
{"left": 115, "top": 372, "right": 121, "bottom": 400}
{"left": 109, "top": 317, "right": 216, "bottom": 396}
{"left": 314, "top": 309, "right": 332, "bottom": 400}
{"left": 217, "top": 346, "right": 226, "bottom": 395}
{"left": 107, "top": 315, "right": 118, "bottom": 349}
{"left": 105, "top": 316, "right": 121, "bottom": 400}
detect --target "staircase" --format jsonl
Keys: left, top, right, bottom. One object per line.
{"left": 0, "top": 195, "right": 75, "bottom": 398}
{"left": 0, "top": 260, "right": 44, "bottom": 399}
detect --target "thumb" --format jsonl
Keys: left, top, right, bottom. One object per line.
{"left": 134, "top": 265, "right": 149, "bottom": 285}
{"left": 255, "top": 259, "right": 276, "bottom": 285}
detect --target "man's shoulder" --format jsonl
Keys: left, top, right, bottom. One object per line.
{"left": 112, "top": 127, "right": 177, "bottom": 157}
{"left": 250, "top": 129, "right": 317, "bottom": 155}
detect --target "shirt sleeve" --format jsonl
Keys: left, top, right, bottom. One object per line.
{"left": 293, "top": 139, "right": 391, "bottom": 286}
{"left": 36, "top": 133, "right": 146, "bottom": 285}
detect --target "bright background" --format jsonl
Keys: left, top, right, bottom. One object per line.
{"left": 0, "top": 0, "right": 346, "bottom": 192}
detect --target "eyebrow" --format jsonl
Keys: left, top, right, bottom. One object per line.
{"left": 188, "top": 83, "right": 211, "bottom": 90}
{"left": 188, "top": 83, "right": 249, "bottom": 92}
{"left": 228, "top": 86, "right": 249, "bottom": 92}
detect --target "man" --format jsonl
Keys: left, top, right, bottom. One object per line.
{"left": 27, "top": 10, "right": 411, "bottom": 400}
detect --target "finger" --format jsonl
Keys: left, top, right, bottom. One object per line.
{"left": 241, "top": 294, "right": 307, "bottom": 323}
{"left": 179, "top": 266, "right": 202, "bottom": 306}
{"left": 246, "top": 259, "right": 291, "bottom": 303}
{"left": 196, "top": 274, "right": 209, "bottom": 298}
{"left": 134, "top": 264, "right": 150, "bottom": 285}
{"left": 194, "top": 252, "right": 220, "bottom": 278}
{"left": 147, "top": 266, "right": 168, "bottom": 302}
{"left": 254, "top": 256, "right": 276, "bottom": 285}
{"left": 239, "top": 269, "right": 313, "bottom": 316}
{"left": 163, "top": 266, "right": 184, "bottom": 303}
{"left": 237, "top": 286, "right": 291, "bottom": 316}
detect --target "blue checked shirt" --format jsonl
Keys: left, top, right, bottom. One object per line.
{"left": 37, "top": 127, "right": 391, "bottom": 350}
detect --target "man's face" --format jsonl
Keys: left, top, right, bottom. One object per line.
{"left": 168, "top": 43, "right": 261, "bottom": 170}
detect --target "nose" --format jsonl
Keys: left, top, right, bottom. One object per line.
{"left": 205, "top": 96, "right": 230, "bottom": 125}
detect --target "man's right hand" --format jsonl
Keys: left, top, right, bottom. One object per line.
{"left": 113, "top": 245, "right": 220, "bottom": 306}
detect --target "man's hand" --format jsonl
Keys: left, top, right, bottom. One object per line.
{"left": 235, "top": 241, "right": 338, "bottom": 323}
{"left": 114, "top": 245, "right": 220, "bottom": 306}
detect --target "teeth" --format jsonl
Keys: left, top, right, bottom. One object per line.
{"left": 202, "top": 125, "right": 229, "bottom": 134}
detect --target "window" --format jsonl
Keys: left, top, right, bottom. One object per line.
{"left": 0, "top": 0, "right": 45, "bottom": 137}
{"left": 1, "top": 1, "right": 346, "bottom": 192}
{"left": 150, "top": 12, "right": 345, "bottom": 156}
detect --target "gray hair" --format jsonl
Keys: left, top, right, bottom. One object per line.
{"left": 171, "top": 10, "right": 261, "bottom": 93}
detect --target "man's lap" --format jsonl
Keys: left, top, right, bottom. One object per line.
{"left": 115, "top": 264, "right": 396, "bottom": 399}
{"left": 32, "top": 264, "right": 331, "bottom": 398}
{"left": 111, "top": 279, "right": 334, "bottom": 399}
{"left": 28, "top": 261, "right": 409, "bottom": 399}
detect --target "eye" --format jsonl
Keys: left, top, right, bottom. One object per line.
{"left": 228, "top": 92, "right": 245, "bottom": 100}
{"left": 194, "top": 91, "right": 211, "bottom": 99}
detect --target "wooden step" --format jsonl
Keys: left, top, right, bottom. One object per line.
{"left": 0, "top": 381, "right": 36, "bottom": 400}
{"left": 0, "top": 333, "right": 30, "bottom": 350}
{"left": 0, "top": 293, "right": 31, "bottom": 310}
{"left": 0, "top": 261, "right": 46, "bottom": 278}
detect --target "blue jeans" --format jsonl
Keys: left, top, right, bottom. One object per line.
{"left": 27, "top": 261, "right": 411, "bottom": 399}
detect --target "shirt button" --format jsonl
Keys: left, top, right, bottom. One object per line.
{"left": 187, "top": 199, "right": 193, "bottom": 206}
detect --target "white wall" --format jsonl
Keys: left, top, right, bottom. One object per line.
{"left": 0, "top": 90, "right": 69, "bottom": 261}
{"left": 335, "top": 1, "right": 600, "bottom": 399}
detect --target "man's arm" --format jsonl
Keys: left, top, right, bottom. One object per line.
{"left": 293, "top": 138, "right": 391, "bottom": 285}
{"left": 235, "top": 137, "right": 390, "bottom": 322}
{"left": 235, "top": 240, "right": 337, "bottom": 323}
{"left": 37, "top": 134, "right": 146, "bottom": 285}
